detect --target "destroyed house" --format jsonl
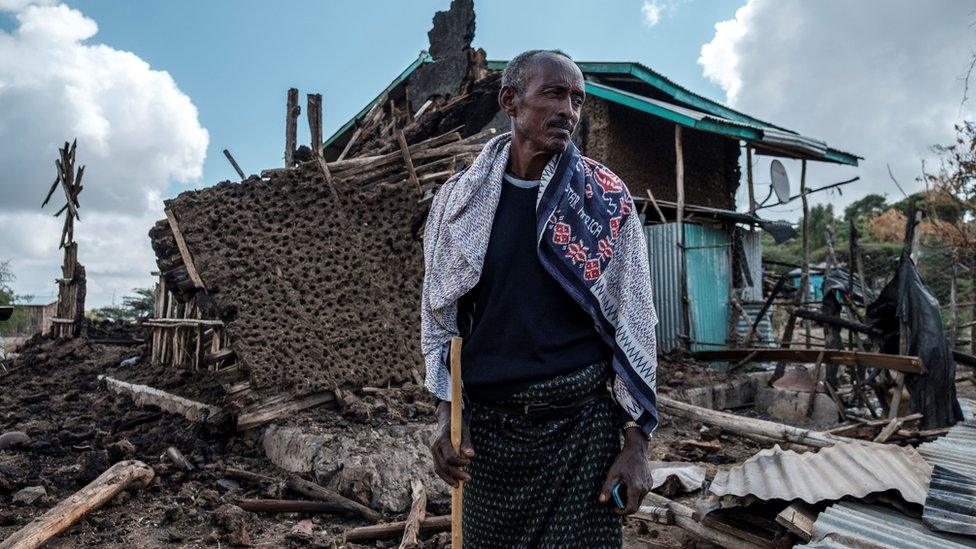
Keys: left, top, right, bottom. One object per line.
{"left": 323, "top": 53, "right": 861, "bottom": 353}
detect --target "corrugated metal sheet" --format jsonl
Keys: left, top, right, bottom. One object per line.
{"left": 924, "top": 465, "right": 976, "bottom": 535}
{"left": 708, "top": 442, "right": 932, "bottom": 506}
{"left": 740, "top": 229, "right": 763, "bottom": 301}
{"left": 918, "top": 421, "right": 976, "bottom": 477}
{"left": 685, "top": 224, "right": 730, "bottom": 351}
{"left": 645, "top": 223, "right": 733, "bottom": 353}
{"left": 918, "top": 419, "right": 976, "bottom": 535}
{"left": 736, "top": 302, "right": 775, "bottom": 348}
{"left": 645, "top": 223, "right": 683, "bottom": 353}
{"left": 800, "top": 501, "right": 976, "bottom": 549}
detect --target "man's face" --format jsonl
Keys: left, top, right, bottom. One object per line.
{"left": 501, "top": 55, "right": 586, "bottom": 154}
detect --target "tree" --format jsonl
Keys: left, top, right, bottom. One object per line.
{"left": 844, "top": 193, "right": 888, "bottom": 223}
{"left": 0, "top": 261, "right": 32, "bottom": 335}
{"left": 89, "top": 287, "right": 156, "bottom": 323}
{"left": 804, "top": 203, "right": 837, "bottom": 252}
{"left": 919, "top": 122, "right": 976, "bottom": 249}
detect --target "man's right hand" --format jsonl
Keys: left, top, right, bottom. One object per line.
{"left": 430, "top": 400, "right": 475, "bottom": 488}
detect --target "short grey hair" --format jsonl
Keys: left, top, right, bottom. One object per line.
{"left": 501, "top": 49, "right": 573, "bottom": 96}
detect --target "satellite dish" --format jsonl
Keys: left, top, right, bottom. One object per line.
{"left": 770, "top": 160, "right": 791, "bottom": 204}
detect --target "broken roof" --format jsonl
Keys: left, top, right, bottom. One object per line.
{"left": 324, "top": 54, "right": 860, "bottom": 166}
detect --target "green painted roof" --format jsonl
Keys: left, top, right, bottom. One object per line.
{"left": 324, "top": 55, "right": 859, "bottom": 166}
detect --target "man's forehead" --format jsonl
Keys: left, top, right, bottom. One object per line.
{"left": 526, "top": 56, "right": 585, "bottom": 89}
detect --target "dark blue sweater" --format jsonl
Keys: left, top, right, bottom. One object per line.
{"left": 456, "top": 176, "right": 610, "bottom": 402}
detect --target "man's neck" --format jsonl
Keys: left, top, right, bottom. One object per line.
{"left": 507, "top": 135, "right": 556, "bottom": 180}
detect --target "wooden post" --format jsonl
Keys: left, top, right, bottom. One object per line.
{"left": 805, "top": 350, "right": 826, "bottom": 418}
{"left": 308, "top": 93, "right": 323, "bottom": 156}
{"left": 222, "top": 149, "right": 246, "bottom": 180}
{"left": 745, "top": 145, "right": 756, "bottom": 214}
{"left": 800, "top": 160, "right": 810, "bottom": 348}
{"left": 0, "top": 461, "right": 154, "bottom": 549}
{"left": 396, "top": 130, "right": 422, "bottom": 193}
{"left": 675, "top": 125, "right": 691, "bottom": 349}
{"left": 449, "top": 336, "right": 463, "bottom": 549}
{"left": 285, "top": 88, "right": 299, "bottom": 167}
{"left": 950, "top": 248, "right": 959, "bottom": 349}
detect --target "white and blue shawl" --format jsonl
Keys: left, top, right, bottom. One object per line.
{"left": 420, "top": 132, "right": 660, "bottom": 434}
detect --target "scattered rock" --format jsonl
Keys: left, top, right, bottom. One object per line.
{"left": 287, "top": 518, "right": 314, "bottom": 541}
{"left": 212, "top": 503, "right": 251, "bottom": 546}
{"left": 13, "top": 485, "right": 47, "bottom": 505}
{"left": 0, "top": 431, "right": 30, "bottom": 450}
{"left": 756, "top": 387, "right": 839, "bottom": 425}
{"left": 77, "top": 450, "right": 109, "bottom": 483}
{"left": 216, "top": 478, "right": 241, "bottom": 493}
{"left": 106, "top": 439, "right": 136, "bottom": 462}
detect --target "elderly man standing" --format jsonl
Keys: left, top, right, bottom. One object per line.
{"left": 421, "top": 50, "right": 660, "bottom": 548}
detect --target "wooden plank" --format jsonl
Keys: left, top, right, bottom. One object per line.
{"left": 805, "top": 350, "right": 826, "bottom": 418}
{"left": 164, "top": 208, "right": 205, "bottom": 289}
{"left": 307, "top": 93, "right": 322, "bottom": 156}
{"left": 775, "top": 502, "right": 816, "bottom": 542}
{"left": 0, "top": 461, "right": 154, "bottom": 549}
{"left": 396, "top": 130, "right": 422, "bottom": 193}
{"left": 693, "top": 348, "right": 924, "bottom": 374}
{"left": 675, "top": 125, "right": 690, "bottom": 350}
{"left": 344, "top": 516, "right": 451, "bottom": 543}
{"left": 659, "top": 396, "right": 860, "bottom": 448}
{"left": 644, "top": 189, "right": 667, "bottom": 224}
{"left": 286, "top": 476, "right": 383, "bottom": 522}
{"left": 285, "top": 87, "right": 299, "bottom": 166}
{"left": 800, "top": 159, "right": 811, "bottom": 348}
{"left": 237, "top": 391, "right": 336, "bottom": 431}
{"left": 746, "top": 146, "right": 756, "bottom": 214}
{"left": 638, "top": 493, "right": 762, "bottom": 549}
{"left": 237, "top": 499, "right": 358, "bottom": 516}
{"left": 222, "top": 149, "right": 246, "bottom": 179}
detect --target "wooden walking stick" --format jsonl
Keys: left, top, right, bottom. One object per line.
{"left": 450, "top": 336, "right": 464, "bottom": 549}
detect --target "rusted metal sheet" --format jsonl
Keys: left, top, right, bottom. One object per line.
{"left": 708, "top": 442, "right": 931, "bottom": 507}
{"left": 800, "top": 501, "right": 976, "bottom": 548}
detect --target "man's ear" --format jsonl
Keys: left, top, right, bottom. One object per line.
{"left": 498, "top": 86, "right": 517, "bottom": 118}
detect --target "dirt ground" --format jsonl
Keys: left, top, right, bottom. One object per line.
{"left": 0, "top": 331, "right": 785, "bottom": 548}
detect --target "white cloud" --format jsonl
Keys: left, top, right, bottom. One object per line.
{"left": 699, "top": 0, "right": 976, "bottom": 220}
{"left": 642, "top": 1, "right": 662, "bottom": 27}
{"left": 642, "top": 0, "right": 685, "bottom": 28}
{"left": 0, "top": 3, "right": 208, "bottom": 306}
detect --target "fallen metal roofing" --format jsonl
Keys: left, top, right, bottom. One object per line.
{"left": 917, "top": 419, "right": 976, "bottom": 536}
{"left": 918, "top": 421, "right": 976, "bottom": 477}
{"left": 799, "top": 501, "right": 976, "bottom": 548}
{"left": 708, "top": 442, "right": 932, "bottom": 506}
{"left": 924, "top": 465, "right": 976, "bottom": 536}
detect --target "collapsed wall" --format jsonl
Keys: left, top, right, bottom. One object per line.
{"left": 151, "top": 165, "right": 429, "bottom": 396}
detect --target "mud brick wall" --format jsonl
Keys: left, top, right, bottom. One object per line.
{"left": 581, "top": 97, "right": 740, "bottom": 210}
{"left": 161, "top": 172, "right": 428, "bottom": 396}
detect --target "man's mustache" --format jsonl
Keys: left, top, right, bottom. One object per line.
{"left": 548, "top": 119, "right": 575, "bottom": 132}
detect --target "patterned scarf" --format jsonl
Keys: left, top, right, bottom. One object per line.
{"left": 421, "top": 132, "right": 659, "bottom": 434}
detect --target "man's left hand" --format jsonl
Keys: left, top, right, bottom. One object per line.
{"left": 598, "top": 428, "right": 651, "bottom": 515}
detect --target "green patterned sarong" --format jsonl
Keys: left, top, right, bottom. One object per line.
{"left": 463, "top": 361, "right": 622, "bottom": 548}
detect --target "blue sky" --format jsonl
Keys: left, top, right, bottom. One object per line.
{"left": 2, "top": 0, "right": 970, "bottom": 306}
{"left": 57, "top": 0, "right": 741, "bottom": 197}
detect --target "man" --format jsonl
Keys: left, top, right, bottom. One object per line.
{"left": 421, "top": 50, "right": 659, "bottom": 548}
